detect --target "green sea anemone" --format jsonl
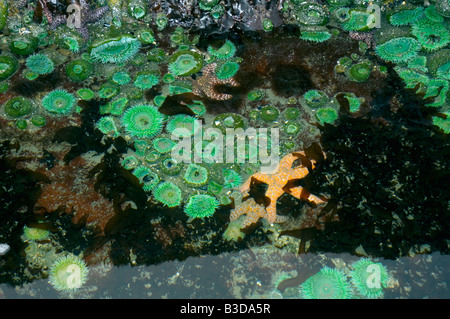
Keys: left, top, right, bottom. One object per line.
{"left": 300, "top": 27, "right": 332, "bottom": 42}
{"left": 137, "top": 28, "right": 156, "bottom": 44}
{"left": 49, "top": 255, "right": 89, "bottom": 293}
{"left": 283, "top": 107, "right": 300, "bottom": 120}
{"left": 22, "top": 226, "right": 50, "bottom": 241}
{"left": 215, "top": 60, "right": 239, "bottom": 79}
{"left": 199, "top": 0, "right": 220, "bottom": 11}
{"left": 424, "top": 4, "right": 444, "bottom": 22}
{"left": 183, "top": 163, "right": 209, "bottom": 187}
{"left": 342, "top": 93, "right": 363, "bottom": 112}
{"left": 9, "top": 35, "right": 38, "bottom": 55}
{"left": 315, "top": 107, "right": 339, "bottom": 125}
{"left": 26, "top": 53, "right": 54, "bottom": 75}
{"left": 184, "top": 194, "right": 220, "bottom": 219}
{"left": 260, "top": 105, "right": 280, "bottom": 121}
{"left": 166, "top": 114, "right": 200, "bottom": 137}
{"left": 345, "top": 61, "right": 372, "bottom": 82}
{"left": 15, "top": 119, "right": 27, "bottom": 130}
{"left": 156, "top": 13, "right": 168, "bottom": 30}
{"left": 31, "top": 115, "right": 47, "bottom": 127}
{"left": 147, "top": 47, "right": 166, "bottom": 62}
{"left": 121, "top": 104, "right": 164, "bottom": 138}
{"left": 300, "top": 267, "right": 351, "bottom": 299}
{"left": 121, "top": 156, "right": 139, "bottom": 170}
{"left": 394, "top": 66, "right": 430, "bottom": 91}
{"left": 163, "top": 73, "right": 175, "bottom": 83}
{"left": 207, "top": 40, "right": 236, "bottom": 60}
{"left": 112, "top": 71, "right": 131, "bottom": 85}
{"left": 210, "top": 4, "right": 225, "bottom": 19}
{"left": 152, "top": 181, "right": 182, "bottom": 207}
{"left": 0, "top": 55, "right": 18, "bottom": 81}
{"left": 375, "top": 37, "right": 421, "bottom": 63}
{"left": 4, "top": 96, "right": 33, "bottom": 118}
{"left": 128, "top": 1, "right": 147, "bottom": 19}
{"left": 98, "top": 83, "right": 119, "bottom": 99}
{"left": 134, "top": 72, "right": 160, "bottom": 90}
{"left": 133, "top": 166, "right": 160, "bottom": 191}
{"left": 263, "top": 19, "right": 274, "bottom": 32}
{"left": 159, "top": 157, "right": 182, "bottom": 175}
{"left": 341, "top": 10, "right": 375, "bottom": 31}
{"left": 294, "top": 2, "right": 329, "bottom": 26}
{"left": 411, "top": 18, "right": 450, "bottom": 52}
{"left": 212, "top": 113, "right": 246, "bottom": 133}
{"left": 283, "top": 120, "right": 302, "bottom": 136}
{"left": 223, "top": 168, "right": 242, "bottom": 189}
{"left": 96, "top": 116, "right": 120, "bottom": 137}
{"left": 77, "top": 88, "right": 95, "bottom": 100}
{"left": 247, "top": 89, "right": 265, "bottom": 101}
{"left": 90, "top": 35, "right": 141, "bottom": 63}
{"left": 61, "top": 36, "right": 82, "bottom": 53}
{"left": 350, "top": 258, "right": 389, "bottom": 299}
{"left": 42, "top": 89, "right": 76, "bottom": 115}
{"left": 153, "top": 137, "right": 176, "bottom": 154}
{"left": 432, "top": 111, "right": 450, "bottom": 134}
{"left": 168, "top": 50, "right": 203, "bottom": 76}
{"left": 65, "top": 59, "right": 92, "bottom": 82}
{"left": 304, "top": 90, "right": 329, "bottom": 108}
{"left": 187, "top": 100, "right": 206, "bottom": 116}
{"left": 389, "top": 7, "right": 424, "bottom": 26}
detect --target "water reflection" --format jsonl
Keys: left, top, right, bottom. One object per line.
{"left": 1, "top": 248, "right": 449, "bottom": 299}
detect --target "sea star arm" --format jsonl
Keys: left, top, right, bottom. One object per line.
{"left": 289, "top": 166, "right": 310, "bottom": 180}
{"left": 289, "top": 186, "right": 327, "bottom": 204}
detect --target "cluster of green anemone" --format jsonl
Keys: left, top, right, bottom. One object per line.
{"left": 299, "top": 258, "right": 390, "bottom": 299}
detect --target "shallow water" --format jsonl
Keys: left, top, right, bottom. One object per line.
{"left": 0, "top": 0, "right": 449, "bottom": 300}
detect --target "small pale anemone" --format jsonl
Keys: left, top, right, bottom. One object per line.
{"left": 345, "top": 61, "right": 372, "bottom": 82}
{"left": 315, "top": 107, "right": 339, "bottom": 125}
{"left": 207, "top": 40, "right": 236, "bottom": 60}
{"left": 96, "top": 116, "right": 120, "bottom": 137}
{"left": 132, "top": 165, "right": 160, "bottom": 191}
{"left": 411, "top": 18, "right": 450, "bottom": 52}
{"left": 215, "top": 60, "right": 239, "bottom": 79}
{"left": 350, "top": 258, "right": 389, "bottom": 299}
{"left": 26, "top": 53, "right": 54, "bottom": 75}
{"left": 121, "top": 104, "right": 164, "bottom": 138}
{"left": 184, "top": 194, "right": 220, "bottom": 219}
{"left": 375, "top": 37, "right": 421, "bottom": 63}
{"left": 300, "top": 267, "right": 352, "bottom": 299}
{"left": 168, "top": 50, "right": 203, "bottom": 76}
{"left": 222, "top": 168, "right": 242, "bottom": 189}
{"left": 152, "top": 137, "right": 176, "bottom": 154}
{"left": 22, "top": 226, "right": 50, "bottom": 241}
{"left": 49, "top": 255, "right": 89, "bottom": 293}
{"left": 152, "top": 181, "right": 182, "bottom": 207}
{"left": 183, "top": 163, "right": 209, "bottom": 187}
{"left": 90, "top": 35, "right": 141, "bottom": 63}
{"left": 303, "top": 89, "right": 329, "bottom": 108}
{"left": 42, "top": 89, "right": 76, "bottom": 115}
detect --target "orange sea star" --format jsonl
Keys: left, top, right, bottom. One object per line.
{"left": 240, "top": 151, "right": 326, "bottom": 225}
{"left": 230, "top": 198, "right": 288, "bottom": 228}
{"left": 192, "top": 63, "right": 239, "bottom": 100}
